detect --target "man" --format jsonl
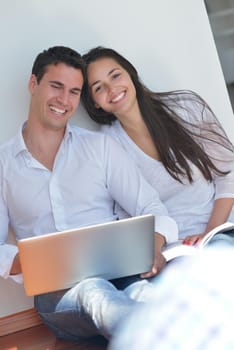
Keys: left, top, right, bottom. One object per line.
{"left": 0, "top": 46, "right": 178, "bottom": 340}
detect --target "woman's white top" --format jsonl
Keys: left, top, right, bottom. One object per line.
{"left": 100, "top": 97, "right": 234, "bottom": 239}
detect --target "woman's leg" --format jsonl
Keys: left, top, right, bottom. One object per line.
{"left": 208, "top": 230, "right": 234, "bottom": 247}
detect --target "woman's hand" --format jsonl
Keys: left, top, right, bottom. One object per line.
{"left": 183, "top": 233, "right": 206, "bottom": 247}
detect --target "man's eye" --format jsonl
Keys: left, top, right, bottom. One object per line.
{"left": 51, "top": 84, "right": 61, "bottom": 89}
{"left": 71, "top": 90, "right": 80, "bottom": 96}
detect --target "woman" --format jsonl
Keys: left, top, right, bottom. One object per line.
{"left": 82, "top": 46, "right": 234, "bottom": 245}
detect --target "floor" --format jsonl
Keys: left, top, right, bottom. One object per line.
{"left": 0, "top": 324, "right": 108, "bottom": 350}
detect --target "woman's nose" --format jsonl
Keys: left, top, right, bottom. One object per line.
{"left": 106, "top": 83, "right": 116, "bottom": 94}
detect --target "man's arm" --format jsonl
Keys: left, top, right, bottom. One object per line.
{"left": 10, "top": 253, "right": 22, "bottom": 275}
{"left": 103, "top": 135, "right": 178, "bottom": 276}
{"left": 103, "top": 135, "right": 178, "bottom": 244}
{"left": 0, "top": 160, "right": 22, "bottom": 279}
{"left": 141, "top": 232, "right": 166, "bottom": 277}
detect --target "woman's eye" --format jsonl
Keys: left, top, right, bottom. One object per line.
{"left": 112, "top": 73, "right": 121, "bottom": 79}
{"left": 94, "top": 86, "right": 101, "bottom": 93}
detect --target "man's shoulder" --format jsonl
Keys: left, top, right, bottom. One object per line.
{"left": 70, "top": 124, "right": 120, "bottom": 157}
{"left": 0, "top": 137, "right": 17, "bottom": 169}
{"left": 0, "top": 135, "right": 16, "bottom": 155}
{"left": 71, "top": 124, "right": 108, "bottom": 142}
{"left": 70, "top": 124, "right": 93, "bottom": 135}
{"left": 100, "top": 121, "right": 118, "bottom": 133}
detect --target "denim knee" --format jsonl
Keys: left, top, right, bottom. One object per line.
{"left": 34, "top": 285, "right": 100, "bottom": 340}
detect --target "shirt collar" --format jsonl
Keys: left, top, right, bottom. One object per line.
{"left": 64, "top": 123, "right": 73, "bottom": 142}
{"left": 13, "top": 122, "right": 73, "bottom": 157}
{"left": 13, "top": 122, "right": 28, "bottom": 157}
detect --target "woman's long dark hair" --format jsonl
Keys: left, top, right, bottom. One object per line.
{"left": 82, "top": 46, "right": 234, "bottom": 183}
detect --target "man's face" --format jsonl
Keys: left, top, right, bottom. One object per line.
{"left": 29, "top": 63, "right": 83, "bottom": 131}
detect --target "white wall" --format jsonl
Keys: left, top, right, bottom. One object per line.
{"left": 1, "top": 0, "right": 234, "bottom": 317}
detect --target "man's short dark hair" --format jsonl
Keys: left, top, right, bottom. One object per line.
{"left": 32, "top": 46, "right": 85, "bottom": 83}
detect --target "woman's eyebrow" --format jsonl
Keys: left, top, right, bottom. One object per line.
{"left": 107, "top": 68, "right": 120, "bottom": 76}
{"left": 90, "top": 68, "right": 120, "bottom": 88}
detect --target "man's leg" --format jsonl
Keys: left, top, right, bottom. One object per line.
{"left": 124, "top": 278, "right": 157, "bottom": 302}
{"left": 35, "top": 286, "right": 100, "bottom": 341}
{"left": 77, "top": 278, "right": 136, "bottom": 339}
{"left": 35, "top": 278, "right": 136, "bottom": 341}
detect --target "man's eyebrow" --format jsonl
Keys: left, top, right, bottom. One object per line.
{"left": 49, "top": 80, "right": 82, "bottom": 92}
{"left": 90, "top": 68, "right": 120, "bottom": 87}
{"left": 49, "top": 80, "right": 63, "bottom": 86}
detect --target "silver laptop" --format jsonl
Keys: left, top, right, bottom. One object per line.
{"left": 18, "top": 214, "right": 155, "bottom": 296}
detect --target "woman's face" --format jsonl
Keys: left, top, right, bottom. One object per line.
{"left": 87, "top": 57, "right": 137, "bottom": 118}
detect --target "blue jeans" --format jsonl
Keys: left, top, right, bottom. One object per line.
{"left": 207, "top": 229, "right": 234, "bottom": 246}
{"left": 34, "top": 274, "right": 155, "bottom": 341}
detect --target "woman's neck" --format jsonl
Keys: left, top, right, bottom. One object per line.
{"left": 117, "top": 112, "right": 160, "bottom": 161}
{"left": 116, "top": 102, "right": 146, "bottom": 133}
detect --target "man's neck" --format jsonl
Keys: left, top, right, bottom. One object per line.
{"left": 23, "top": 121, "right": 66, "bottom": 171}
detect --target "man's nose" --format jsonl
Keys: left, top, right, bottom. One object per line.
{"left": 57, "top": 90, "right": 70, "bottom": 105}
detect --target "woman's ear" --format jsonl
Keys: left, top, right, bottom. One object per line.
{"left": 94, "top": 102, "right": 100, "bottom": 109}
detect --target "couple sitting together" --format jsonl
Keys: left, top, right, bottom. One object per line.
{"left": 1, "top": 45, "right": 234, "bottom": 342}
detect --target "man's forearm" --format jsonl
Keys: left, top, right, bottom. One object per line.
{"left": 154, "top": 232, "right": 166, "bottom": 253}
{"left": 10, "top": 253, "right": 22, "bottom": 275}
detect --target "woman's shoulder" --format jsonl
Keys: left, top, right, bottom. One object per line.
{"left": 165, "top": 90, "right": 204, "bottom": 111}
{"left": 164, "top": 90, "right": 211, "bottom": 124}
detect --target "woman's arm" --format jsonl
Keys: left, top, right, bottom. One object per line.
{"left": 183, "top": 197, "right": 234, "bottom": 246}
{"left": 204, "top": 197, "right": 234, "bottom": 233}
{"left": 183, "top": 97, "right": 234, "bottom": 246}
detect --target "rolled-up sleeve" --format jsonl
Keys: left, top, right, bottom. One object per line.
{"left": 0, "top": 160, "right": 22, "bottom": 282}
{"left": 210, "top": 145, "right": 234, "bottom": 200}
{"left": 199, "top": 106, "right": 234, "bottom": 200}
{"left": 0, "top": 243, "right": 23, "bottom": 282}
{"left": 178, "top": 95, "right": 234, "bottom": 200}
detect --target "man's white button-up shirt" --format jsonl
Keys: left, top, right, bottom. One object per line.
{"left": 0, "top": 123, "right": 178, "bottom": 281}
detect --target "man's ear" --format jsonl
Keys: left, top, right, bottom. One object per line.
{"left": 28, "top": 75, "right": 38, "bottom": 94}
